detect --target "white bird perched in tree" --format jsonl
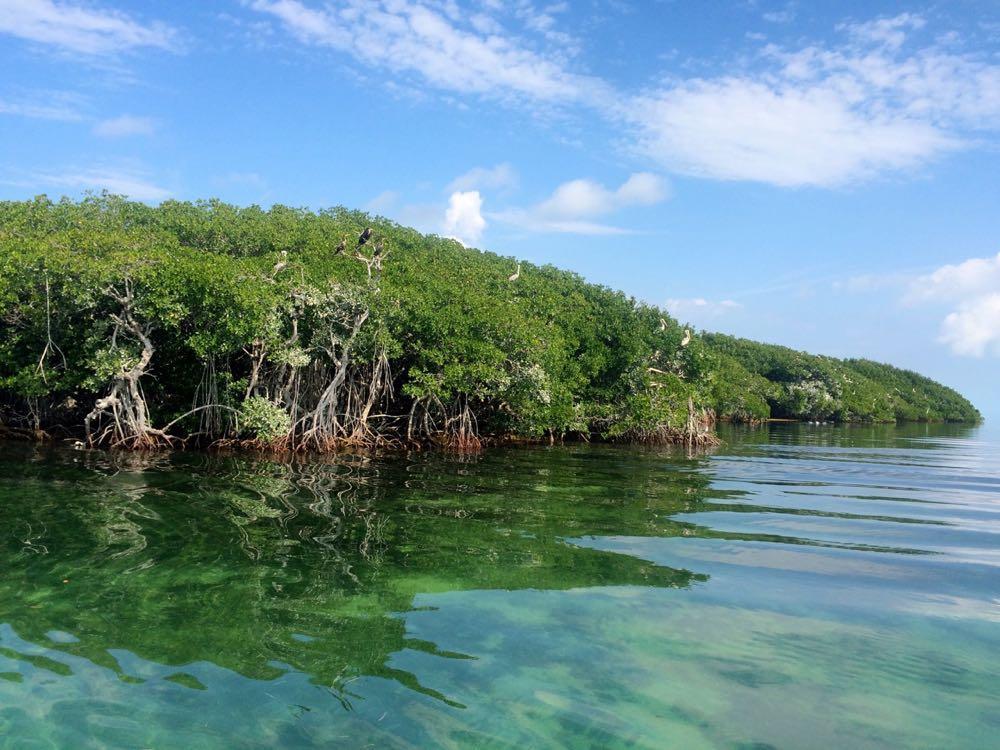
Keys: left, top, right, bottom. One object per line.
{"left": 508, "top": 262, "right": 521, "bottom": 282}
{"left": 271, "top": 250, "right": 289, "bottom": 275}
{"left": 680, "top": 328, "right": 691, "bottom": 347}
{"left": 659, "top": 317, "right": 668, "bottom": 331}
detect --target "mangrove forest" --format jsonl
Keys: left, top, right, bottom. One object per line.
{"left": 0, "top": 195, "right": 981, "bottom": 451}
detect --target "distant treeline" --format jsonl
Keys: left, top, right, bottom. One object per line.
{"left": 0, "top": 195, "right": 980, "bottom": 450}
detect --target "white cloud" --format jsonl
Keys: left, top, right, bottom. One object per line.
{"left": 0, "top": 91, "right": 84, "bottom": 121}
{"left": 492, "top": 172, "right": 669, "bottom": 235}
{"left": 442, "top": 190, "right": 486, "bottom": 245}
{"left": 93, "top": 114, "right": 155, "bottom": 137}
{"left": 447, "top": 163, "right": 518, "bottom": 193}
{"left": 537, "top": 173, "right": 667, "bottom": 218}
{"left": 762, "top": 5, "right": 795, "bottom": 24}
{"left": 940, "top": 294, "right": 1000, "bottom": 357}
{"left": 0, "top": 0, "right": 177, "bottom": 56}
{"left": 905, "top": 252, "right": 1000, "bottom": 304}
{"left": 626, "top": 13, "right": 1000, "bottom": 186}
{"left": 839, "top": 13, "right": 925, "bottom": 51}
{"left": 906, "top": 252, "right": 1000, "bottom": 357}
{"left": 249, "top": 0, "right": 605, "bottom": 107}
{"left": 629, "top": 77, "right": 955, "bottom": 187}
{"left": 10, "top": 166, "right": 171, "bottom": 201}
{"left": 665, "top": 297, "right": 743, "bottom": 324}
{"left": 250, "top": 6, "right": 1000, "bottom": 189}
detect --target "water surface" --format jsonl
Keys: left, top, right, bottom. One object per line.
{"left": 0, "top": 423, "right": 997, "bottom": 748}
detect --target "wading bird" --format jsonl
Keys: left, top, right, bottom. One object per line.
{"left": 680, "top": 329, "right": 691, "bottom": 347}
{"left": 659, "top": 317, "right": 668, "bottom": 331}
{"left": 508, "top": 262, "right": 521, "bottom": 282}
{"left": 271, "top": 250, "right": 288, "bottom": 275}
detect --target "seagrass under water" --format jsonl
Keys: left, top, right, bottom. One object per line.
{"left": 0, "top": 422, "right": 997, "bottom": 748}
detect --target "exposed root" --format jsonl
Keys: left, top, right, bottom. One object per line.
{"left": 84, "top": 280, "right": 173, "bottom": 450}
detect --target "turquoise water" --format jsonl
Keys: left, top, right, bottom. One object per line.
{"left": 0, "top": 423, "right": 997, "bottom": 748}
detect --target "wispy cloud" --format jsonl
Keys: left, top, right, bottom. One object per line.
{"left": 447, "top": 163, "right": 518, "bottom": 193}
{"left": 92, "top": 114, "right": 156, "bottom": 137}
{"left": 249, "top": 0, "right": 607, "bottom": 108}
{"left": 0, "top": 90, "right": 85, "bottom": 121}
{"left": 248, "top": 6, "right": 1000, "bottom": 190}
{"left": 5, "top": 165, "right": 171, "bottom": 202}
{"left": 492, "top": 172, "right": 669, "bottom": 235}
{"left": 665, "top": 297, "right": 743, "bottom": 325}
{"left": 626, "top": 13, "right": 1000, "bottom": 187}
{"left": 0, "top": 0, "right": 178, "bottom": 56}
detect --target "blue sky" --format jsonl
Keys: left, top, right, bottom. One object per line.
{"left": 1, "top": 0, "right": 998, "bottom": 416}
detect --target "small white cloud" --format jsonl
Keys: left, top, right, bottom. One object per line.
{"left": 446, "top": 163, "right": 518, "bottom": 193}
{"left": 665, "top": 297, "right": 743, "bottom": 324}
{"left": 614, "top": 172, "right": 670, "bottom": 206}
{"left": 0, "top": 0, "right": 177, "bottom": 56}
{"left": 839, "top": 13, "right": 926, "bottom": 50}
{"left": 495, "top": 172, "right": 669, "bottom": 234}
{"left": 537, "top": 173, "right": 668, "bottom": 218}
{"left": 905, "top": 252, "right": 1000, "bottom": 357}
{"left": 93, "top": 114, "right": 155, "bottom": 137}
{"left": 940, "top": 293, "right": 1000, "bottom": 357}
{"left": 442, "top": 190, "right": 486, "bottom": 245}
{"left": 905, "top": 252, "right": 1000, "bottom": 304}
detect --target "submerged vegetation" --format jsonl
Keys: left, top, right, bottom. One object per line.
{"left": 0, "top": 195, "right": 980, "bottom": 451}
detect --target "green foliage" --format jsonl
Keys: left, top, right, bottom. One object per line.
{"left": 702, "top": 334, "right": 980, "bottom": 424}
{"left": 0, "top": 194, "right": 980, "bottom": 445}
{"left": 238, "top": 396, "right": 291, "bottom": 443}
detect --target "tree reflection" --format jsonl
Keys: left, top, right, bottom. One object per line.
{"left": 0, "top": 443, "right": 709, "bottom": 706}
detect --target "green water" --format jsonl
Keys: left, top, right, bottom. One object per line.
{"left": 0, "top": 423, "right": 997, "bottom": 749}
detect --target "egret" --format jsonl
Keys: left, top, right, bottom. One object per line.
{"left": 659, "top": 318, "right": 667, "bottom": 331}
{"left": 680, "top": 329, "right": 691, "bottom": 347}
{"left": 508, "top": 262, "right": 521, "bottom": 282}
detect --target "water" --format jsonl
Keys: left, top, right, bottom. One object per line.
{"left": 0, "top": 423, "right": 997, "bottom": 749}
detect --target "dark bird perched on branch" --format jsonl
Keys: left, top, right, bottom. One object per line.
{"left": 334, "top": 236, "right": 347, "bottom": 255}
{"left": 358, "top": 227, "right": 373, "bottom": 247}
{"left": 373, "top": 239, "right": 384, "bottom": 258}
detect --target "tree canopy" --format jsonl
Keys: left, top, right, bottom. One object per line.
{"left": 0, "top": 195, "right": 980, "bottom": 450}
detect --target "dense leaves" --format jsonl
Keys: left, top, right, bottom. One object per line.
{"left": 0, "top": 195, "right": 979, "bottom": 448}
{"left": 702, "top": 334, "right": 981, "bottom": 423}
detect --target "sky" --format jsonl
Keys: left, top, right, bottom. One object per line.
{"left": 1, "top": 0, "right": 998, "bottom": 417}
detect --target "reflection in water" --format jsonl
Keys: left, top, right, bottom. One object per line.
{"left": 0, "top": 423, "right": 997, "bottom": 748}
